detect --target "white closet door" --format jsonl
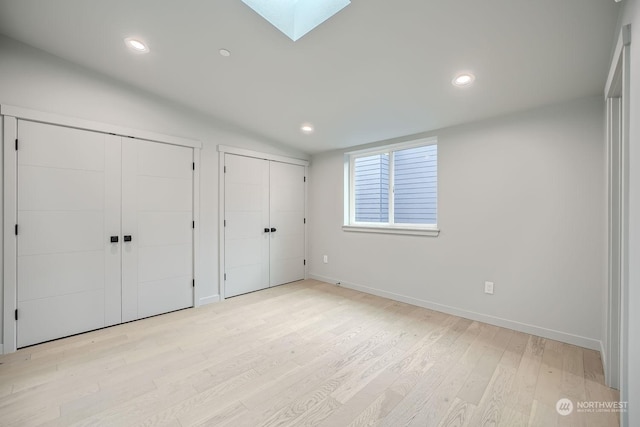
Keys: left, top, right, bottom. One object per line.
{"left": 122, "top": 140, "right": 194, "bottom": 321}
{"left": 224, "top": 154, "right": 270, "bottom": 298}
{"left": 269, "top": 161, "right": 305, "bottom": 286}
{"left": 16, "top": 121, "right": 121, "bottom": 348}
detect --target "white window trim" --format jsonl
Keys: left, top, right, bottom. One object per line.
{"left": 342, "top": 224, "right": 440, "bottom": 237}
{"left": 343, "top": 137, "right": 440, "bottom": 237}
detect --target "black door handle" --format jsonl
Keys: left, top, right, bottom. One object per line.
{"left": 270, "top": 227, "right": 276, "bottom": 233}
{"left": 123, "top": 235, "right": 132, "bottom": 242}
{"left": 110, "top": 236, "right": 119, "bottom": 243}
{"left": 264, "top": 228, "right": 270, "bottom": 233}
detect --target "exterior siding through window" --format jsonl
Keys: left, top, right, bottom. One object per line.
{"left": 394, "top": 144, "right": 437, "bottom": 224}
{"left": 354, "top": 154, "right": 389, "bottom": 222}
{"left": 352, "top": 144, "right": 437, "bottom": 225}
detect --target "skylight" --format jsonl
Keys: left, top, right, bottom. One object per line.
{"left": 241, "top": 0, "right": 351, "bottom": 42}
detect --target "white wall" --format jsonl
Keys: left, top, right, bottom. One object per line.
{"left": 308, "top": 96, "right": 606, "bottom": 350}
{"left": 0, "top": 35, "right": 308, "bottom": 349}
{"left": 617, "top": 1, "right": 640, "bottom": 425}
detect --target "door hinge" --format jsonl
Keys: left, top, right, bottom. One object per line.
{"left": 304, "top": 176, "right": 306, "bottom": 182}
{"left": 304, "top": 218, "right": 306, "bottom": 224}
{"left": 192, "top": 162, "right": 195, "bottom": 171}
{"left": 192, "top": 221, "right": 195, "bottom": 229}
{"left": 224, "top": 273, "right": 227, "bottom": 281}
{"left": 304, "top": 259, "right": 306, "bottom": 266}
{"left": 15, "top": 139, "right": 18, "bottom": 151}
{"left": 192, "top": 279, "right": 195, "bottom": 288}
{"left": 224, "top": 219, "right": 226, "bottom": 227}
{"left": 15, "top": 309, "right": 18, "bottom": 321}
{"left": 15, "top": 224, "right": 18, "bottom": 236}
{"left": 224, "top": 166, "right": 227, "bottom": 173}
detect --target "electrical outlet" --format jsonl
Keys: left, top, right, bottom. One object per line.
{"left": 323, "top": 255, "right": 328, "bottom": 264}
{"left": 484, "top": 281, "right": 494, "bottom": 295}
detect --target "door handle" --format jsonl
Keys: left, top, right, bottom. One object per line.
{"left": 123, "top": 235, "right": 132, "bottom": 242}
{"left": 270, "top": 228, "right": 276, "bottom": 233}
{"left": 264, "top": 228, "right": 270, "bottom": 233}
{"left": 110, "top": 236, "right": 119, "bottom": 243}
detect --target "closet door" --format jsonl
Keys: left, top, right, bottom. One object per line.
{"left": 223, "top": 154, "right": 305, "bottom": 298}
{"left": 224, "top": 154, "right": 270, "bottom": 298}
{"left": 269, "top": 161, "right": 305, "bottom": 286}
{"left": 16, "top": 121, "right": 121, "bottom": 348}
{"left": 121, "top": 140, "right": 194, "bottom": 321}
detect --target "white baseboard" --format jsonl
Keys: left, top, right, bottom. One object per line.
{"left": 198, "top": 295, "right": 220, "bottom": 306}
{"left": 308, "top": 273, "right": 602, "bottom": 351}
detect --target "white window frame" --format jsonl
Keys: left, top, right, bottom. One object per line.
{"left": 343, "top": 137, "right": 440, "bottom": 237}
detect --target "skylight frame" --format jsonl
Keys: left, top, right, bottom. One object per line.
{"left": 241, "top": 0, "right": 351, "bottom": 41}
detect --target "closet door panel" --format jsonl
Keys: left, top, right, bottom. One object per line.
{"left": 138, "top": 212, "right": 192, "bottom": 247}
{"left": 226, "top": 237, "right": 263, "bottom": 269}
{"left": 138, "top": 277, "right": 193, "bottom": 319}
{"left": 17, "top": 121, "right": 105, "bottom": 170}
{"left": 138, "top": 244, "right": 192, "bottom": 283}
{"left": 16, "top": 121, "right": 121, "bottom": 347}
{"left": 225, "top": 211, "right": 263, "bottom": 239}
{"left": 138, "top": 176, "right": 192, "bottom": 212}
{"left": 224, "top": 263, "right": 264, "bottom": 298}
{"left": 18, "top": 166, "right": 104, "bottom": 211}
{"left": 225, "top": 183, "right": 264, "bottom": 212}
{"left": 276, "top": 211, "right": 305, "bottom": 235}
{"left": 17, "top": 211, "right": 103, "bottom": 256}
{"left": 137, "top": 141, "right": 192, "bottom": 179}
{"left": 122, "top": 139, "right": 194, "bottom": 321}
{"left": 269, "top": 161, "right": 305, "bottom": 287}
{"left": 18, "top": 290, "right": 105, "bottom": 348}
{"left": 224, "top": 154, "right": 269, "bottom": 297}
{"left": 18, "top": 252, "right": 104, "bottom": 301}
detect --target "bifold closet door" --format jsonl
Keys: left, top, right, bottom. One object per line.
{"left": 224, "top": 154, "right": 270, "bottom": 298}
{"left": 16, "top": 121, "right": 122, "bottom": 348}
{"left": 121, "top": 139, "right": 194, "bottom": 321}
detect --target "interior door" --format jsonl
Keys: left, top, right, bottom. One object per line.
{"left": 16, "top": 121, "right": 121, "bottom": 348}
{"left": 224, "top": 154, "right": 270, "bottom": 298}
{"left": 122, "top": 139, "right": 194, "bottom": 321}
{"left": 269, "top": 161, "right": 305, "bottom": 286}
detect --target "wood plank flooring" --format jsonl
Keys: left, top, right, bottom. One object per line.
{"left": 0, "top": 280, "right": 620, "bottom": 426}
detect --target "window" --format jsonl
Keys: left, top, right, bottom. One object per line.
{"left": 344, "top": 138, "right": 439, "bottom": 236}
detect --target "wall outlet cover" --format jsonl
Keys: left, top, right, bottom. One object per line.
{"left": 484, "top": 281, "right": 494, "bottom": 294}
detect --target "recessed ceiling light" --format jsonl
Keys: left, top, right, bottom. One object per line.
{"left": 124, "top": 37, "right": 149, "bottom": 53}
{"left": 452, "top": 73, "right": 475, "bottom": 87}
{"left": 219, "top": 49, "right": 231, "bottom": 57}
{"left": 300, "top": 123, "right": 314, "bottom": 134}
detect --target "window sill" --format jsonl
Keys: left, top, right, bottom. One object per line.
{"left": 342, "top": 225, "right": 440, "bottom": 237}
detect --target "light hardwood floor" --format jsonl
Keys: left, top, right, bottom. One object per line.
{"left": 0, "top": 280, "right": 620, "bottom": 426}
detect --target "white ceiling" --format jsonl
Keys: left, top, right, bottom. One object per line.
{"left": 0, "top": 0, "right": 621, "bottom": 154}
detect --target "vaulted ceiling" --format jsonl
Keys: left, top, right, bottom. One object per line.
{"left": 0, "top": 0, "right": 621, "bottom": 153}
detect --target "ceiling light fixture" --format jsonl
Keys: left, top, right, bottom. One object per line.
{"left": 241, "top": 0, "right": 351, "bottom": 41}
{"left": 124, "top": 37, "right": 149, "bottom": 53}
{"left": 452, "top": 73, "right": 475, "bottom": 87}
{"left": 219, "top": 49, "right": 231, "bottom": 57}
{"left": 300, "top": 123, "right": 314, "bottom": 134}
